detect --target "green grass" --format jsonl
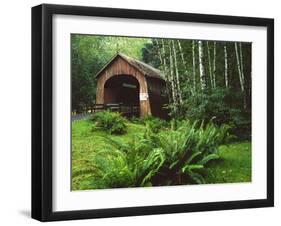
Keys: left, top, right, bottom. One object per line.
{"left": 72, "top": 119, "right": 251, "bottom": 190}
{"left": 204, "top": 142, "right": 252, "bottom": 183}
{"left": 71, "top": 119, "right": 146, "bottom": 190}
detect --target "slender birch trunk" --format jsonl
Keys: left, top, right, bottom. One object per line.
{"left": 192, "top": 40, "right": 196, "bottom": 93}
{"left": 177, "top": 40, "right": 189, "bottom": 75}
{"left": 155, "top": 39, "right": 166, "bottom": 77}
{"left": 224, "top": 43, "right": 229, "bottom": 88}
{"left": 160, "top": 39, "right": 168, "bottom": 75}
{"left": 207, "top": 41, "right": 213, "bottom": 88}
{"left": 155, "top": 39, "right": 171, "bottom": 102}
{"left": 234, "top": 42, "right": 244, "bottom": 92}
{"left": 155, "top": 39, "right": 163, "bottom": 66}
{"left": 213, "top": 42, "right": 216, "bottom": 88}
{"left": 168, "top": 41, "right": 177, "bottom": 105}
{"left": 161, "top": 40, "right": 172, "bottom": 102}
{"left": 172, "top": 40, "right": 183, "bottom": 103}
{"left": 239, "top": 42, "right": 245, "bottom": 85}
{"left": 198, "top": 40, "right": 206, "bottom": 90}
{"left": 237, "top": 42, "right": 247, "bottom": 108}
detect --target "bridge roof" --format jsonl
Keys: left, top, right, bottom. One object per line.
{"left": 95, "top": 53, "right": 165, "bottom": 81}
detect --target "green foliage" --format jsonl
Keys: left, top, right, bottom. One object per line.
{"left": 131, "top": 115, "right": 168, "bottom": 133}
{"left": 142, "top": 41, "right": 161, "bottom": 68}
{"left": 72, "top": 119, "right": 251, "bottom": 190}
{"left": 182, "top": 88, "right": 251, "bottom": 139}
{"left": 71, "top": 35, "right": 103, "bottom": 112}
{"left": 89, "top": 136, "right": 166, "bottom": 188}
{"left": 88, "top": 120, "right": 230, "bottom": 188}
{"left": 228, "top": 109, "right": 251, "bottom": 140}
{"left": 71, "top": 35, "right": 253, "bottom": 189}
{"left": 71, "top": 34, "right": 151, "bottom": 112}
{"left": 72, "top": 35, "right": 252, "bottom": 140}
{"left": 91, "top": 111, "right": 127, "bottom": 134}
{"left": 89, "top": 149, "right": 134, "bottom": 188}
{"left": 142, "top": 40, "right": 252, "bottom": 140}
{"left": 146, "top": 120, "right": 229, "bottom": 184}
{"left": 203, "top": 142, "right": 252, "bottom": 183}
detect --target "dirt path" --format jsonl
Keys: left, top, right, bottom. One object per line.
{"left": 71, "top": 113, "right": 92, "bottom": 122}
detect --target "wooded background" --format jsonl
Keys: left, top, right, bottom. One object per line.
{"left": 71, "top": 34, "right": 252, "bottom": 137}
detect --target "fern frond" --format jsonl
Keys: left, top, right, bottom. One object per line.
{"left": 198, "top": 153, "right": 220, "bottom": 165}
{"left": 182, "top": 164, "right": 204, "bottom": 173}
{"left": 188, "top": 171, "right": 206, "bottom": 184}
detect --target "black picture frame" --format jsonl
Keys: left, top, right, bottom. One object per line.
{"left": 32, "top": 3, "right": 274, "bottom": 222}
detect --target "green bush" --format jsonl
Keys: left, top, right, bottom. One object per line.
{"left": 228, "top": 109, "right": 251, "bottom": 140}
{"left": 147, "top": 120, "right": 230, "bottom": 184}
{"left": 91, "top": 111, "right": 127, "bottom": 134}
{"left": 132, "top": 115, "right": 168, "bottom": 133}
{"left": 89, "top": 136, "right": 165, "bottom": 189}
{"left": 182, "top": 88, "right": 251, "bottom": 140}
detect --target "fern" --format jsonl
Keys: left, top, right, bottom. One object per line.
{"left": 89, "top": 119, "right": 230, "bottom": 187}
{"left": 138, "top": 148, "right": 166, "bottom": 186}
{"left": 148, "top": 120, "right": 229, "bottom": 184}
{"left": 91, "top": 110, "right": 127, "bottom": 134}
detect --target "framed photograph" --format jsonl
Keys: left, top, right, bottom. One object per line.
{"left": 32, "top": 4, "right": 274, "bottom": 221}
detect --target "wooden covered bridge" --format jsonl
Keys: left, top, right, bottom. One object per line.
{"left": 95, "top": 53, "right": 168, "bottom": 118}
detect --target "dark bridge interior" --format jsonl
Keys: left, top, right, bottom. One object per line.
{"left": 104, "top": 74, "right": 140, "bottom": 107}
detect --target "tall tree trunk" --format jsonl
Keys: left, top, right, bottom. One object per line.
{"left": 234, "top": 42, "right": 244, "bottom": 92}
{"left": 172, "top": 40, "right": 183, "bottom": 104}
{"left": 224, "top": 43, "right": 229, "bottom": 88}
{"left": 198, "top": 40, "right": 206, "bottom": 90}
{"left": 168, "top": 41, "right": 177, "bottom": 105}
{"left": 155, "top": 39, "right": 171, "bottom": 102}
{"left": 207, "top": 41, "right": 213, "bottom": 88}
{"left": 177, "top": 40, "right": 189, "bottom": 76}
{"left": 177, "top": 40, "right": 192, "bottom": 95}
{"left": 239, "top": 42, "right": 245, "bottom": 86}
{"left": 192, "top": 40, "right": 196, "bottom": 93}
{"left": 213, "top": 42, "right": 216, "bottom": 88}
{"left": 235, "top": 42, "right": 246, "bottom": 108}
{"left": 155, "top": 39, "right": 163, "bottom": 66}
{"left": 160, "top": 39, "right": 168, "bottom": 76}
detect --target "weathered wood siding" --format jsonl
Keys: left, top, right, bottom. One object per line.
{"left": 147, "top": 77, "right": 168, "bottom": 118}
{"left": 96, "top": 56, "right": 151, "bottom": 117}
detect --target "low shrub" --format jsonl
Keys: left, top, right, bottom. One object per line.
{"left": 146, "top": 120, "right": 231, "bottom": 184}
{"left": 132, "top": 115, "right": 168, "bottom": 133}
{"left": 90, "top": 111, "right": 127, "bottom": 135}
{"left": 89, "top": 136, "right": 166, "bottom": 189}
{"left": 228, "top": 109, "right": 251, "bottom": 140}
{"left": 182, "top": 88, "right": 251, "bottom": 140}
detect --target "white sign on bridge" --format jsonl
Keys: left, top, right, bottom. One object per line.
{"left": 139, "top": 93, "right": 149, "bottom": 101}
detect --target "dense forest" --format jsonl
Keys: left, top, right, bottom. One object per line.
{"left": 71, "top": 34, "right": 251, "bottom": 138}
